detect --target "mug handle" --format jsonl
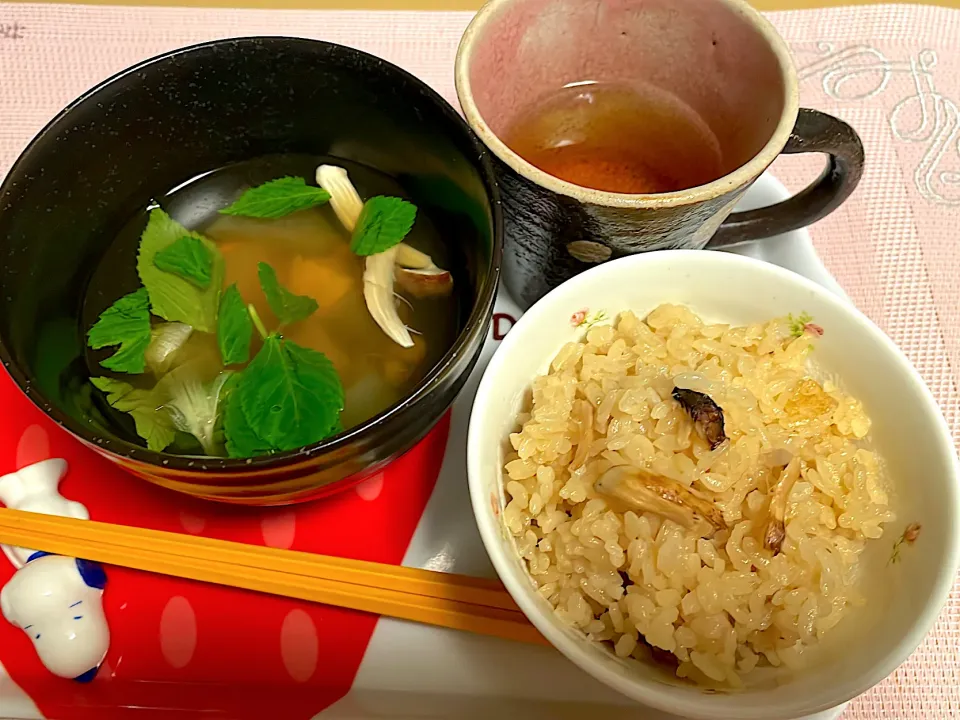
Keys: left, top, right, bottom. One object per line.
{"left": 707, "top": 109, "right": 864, "bottom": 248}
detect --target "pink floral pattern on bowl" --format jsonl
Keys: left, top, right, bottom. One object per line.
{"left": 889, "top": 522, "right": 922, "bottom": 565}
{"left": 570, "top": 308, "right": 608, "bottom": 330}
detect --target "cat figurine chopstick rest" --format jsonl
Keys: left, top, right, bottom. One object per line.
{"left": 0, "top": 459, "right": 110, "bottom": 682}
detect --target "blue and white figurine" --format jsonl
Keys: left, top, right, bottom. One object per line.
{"left": 0, "top": 459, "right": 110, "bottom": 682}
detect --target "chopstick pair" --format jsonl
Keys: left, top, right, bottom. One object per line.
{"left": 0, "top": 508, "right": 546, "bottom": 646}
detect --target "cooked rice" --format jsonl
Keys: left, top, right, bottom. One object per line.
{"left": 502, "top": 304, "right": 894, "bottom": 686}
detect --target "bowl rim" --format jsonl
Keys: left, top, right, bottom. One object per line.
{"left": 466, "top": 249, "right": 960, "bottom": 718}
{"left": 0, "top": 35, "right": 503, "bottom": 474}
{"left": 455, "top": 0, "right": 800, "bottom": 210}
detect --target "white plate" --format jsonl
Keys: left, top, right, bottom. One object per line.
{"left": 320, "top": 173, "right": 848, "bottom": 720}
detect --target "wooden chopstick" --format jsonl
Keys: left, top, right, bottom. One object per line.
{"left": 0, "top": 509, "right": 547, "bottom": 646}
{"left": 0, "top": 526, "right": 546, "bottom": 645}
{"left": 0, "top": 508, "right": 519, "bottom": 612}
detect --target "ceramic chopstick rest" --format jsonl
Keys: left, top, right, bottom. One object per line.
{"left": 0, "top": 459, "right": 88, "bottom": 566}
{"left": 0, "top": 459, "right": 110, "bottom": 682}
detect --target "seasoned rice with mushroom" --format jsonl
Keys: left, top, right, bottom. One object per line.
{"left": 502, "top": 304, "right": 894, "bottom": 686}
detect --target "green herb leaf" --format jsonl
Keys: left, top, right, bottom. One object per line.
{"left": 137, "top": 208, "right": 225, "bottom": 333}
{"left": 350, "top": 196, "right": 417, "bottom": 256}
{"left": 258, "top": 262, "right": 318, "bottom": 325}
{"left": 237, "top": 335, "right": 344, "bottom": 452}
{"left": 222, "top": 377, "right": 276, "bottom": 459}
{"left": 218, "top": 284, "right": 253, "bottom": 366}
{"left": 90, "top": 376, "right": 175, "bottom": 452}
{"left": 219, "top": 177, "right": 331, "bottom": 219}
{"left": 153, "top": 236, "right": 213, "bottom": 289}
{"left": 787, "top": 312, "right": 814, "bottom": 338}
{"left": 86, "top": 288, "right": 152, "bottom": 374}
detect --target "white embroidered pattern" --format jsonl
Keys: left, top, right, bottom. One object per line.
{"left": 796, "top": 43, "right": 960, "bottom": 206}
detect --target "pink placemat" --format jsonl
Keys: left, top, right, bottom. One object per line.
{"left": 0, "top": 3, "right": 958, "bottom": 718}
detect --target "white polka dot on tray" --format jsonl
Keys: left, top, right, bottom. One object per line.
{"left": 355, "top": 473, "right": 384, "bottom": 501}
{"left": 159, "top": 596, "right": 197, "bottom": 669}
{"left": 261, "top": 511, "right": 297, "bottom": 549}
{"left": 178, "top": 511, "right": 207, "bottom": 535}
{"left": 15, "top": 424, "right": 50, "bottom": 469}
{"left": 280, "top": 609, "right": 318, "bottom": 683}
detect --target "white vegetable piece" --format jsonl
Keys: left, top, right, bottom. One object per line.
{"left": 159, "top": 365, "right": 233, "bottom": 456}
{"left": 316, "top": 164, "right": 413, "bottom": 348}
{"left": 144, "top": 321, "right": 193, "bottom": 375}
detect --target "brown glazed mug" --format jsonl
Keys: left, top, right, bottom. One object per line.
{"left": 455, "top": 0, "right": 864, "bottom": 308}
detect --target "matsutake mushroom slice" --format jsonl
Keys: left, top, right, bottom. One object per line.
{"left": 764, "top": 457, "right": 801, "bottom": 555}
{"left": 395, "top": 243, "right": 433, "bottom": 269}
{"left": 595, "top": 466, "right": 726, "bottom": 539}
{"left": 362, "top": 246, "right": 413, "bottom": 348}
{"left": 395, "top": 266, "right": 453, "bottom": 298}
{"left": 672, "top": 388, "right": 727, "bottom": 449}
{"left": 315, "top": 164, "right": 363, "bottom": 232}
{"left": 316, "top": 164, "right": 412, "bottom": 348}
{"left": 394, "top": 243, "right": 454, "bottom": 298}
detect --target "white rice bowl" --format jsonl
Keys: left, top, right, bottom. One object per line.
{"left": 467, "top": 251, "right": 960, "bottom": 720}
{"left": 502, "top": 303, "right": 892, "bottom": 688}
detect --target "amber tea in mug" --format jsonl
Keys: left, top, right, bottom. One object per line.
{"left": 501, "top": 80, "right": 728, "bottom": 194}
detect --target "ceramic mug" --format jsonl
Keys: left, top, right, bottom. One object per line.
{"left": 455, "top": 0, "right": 865, "bottom": 308}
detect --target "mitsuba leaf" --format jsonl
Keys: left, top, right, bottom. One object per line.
{"left": 90, "top": 376, "right": 175, "bottom": 452}
{"left": 257, "top": 262, "right": 318, "bottom": 326}
{"left": 153, "top": 236, "right": 214, "bottom": 288}
{"left": 220, "top": 177, "right": 331, "bottom": 219}
{"left": 218, "top": 284, "right": 253, "bottom": 366}
{"left": 137, "top": 208, "right": 224, "bottom": 333}
{"left": 350, "top": 196, "right": 417, "bottom": 256}
{"left": 236, "top": 335, "right": 343, "bottom": 452}
{"left": 222, "top": 373, "right": 276, "bottom": 458}
{"left": 86, "top": 288, "right": 152, "bottom": 374}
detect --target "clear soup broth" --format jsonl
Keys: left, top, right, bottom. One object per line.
{"left": 82, "top": 155, "right": 462, "bottom": 456}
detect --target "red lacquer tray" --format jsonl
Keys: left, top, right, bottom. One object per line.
{"left": 0, "top": 372, "right": 452, "bottom": 719}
